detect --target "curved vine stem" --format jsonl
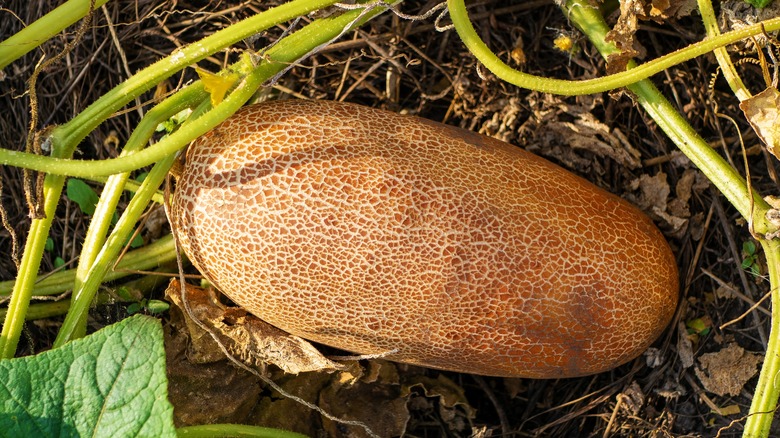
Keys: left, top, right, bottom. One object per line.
{"left": 746, "top": 239, "right": 780, "bottom": 437}
{"left": 50, "top": 2, "right": 395, "bottom": 348}
{"left": 68, "top": 82, "right": 208, "bottom": 341}
{"left": 561, "top": 2, "right": 780, "bottom": 436}
{"left": 696, "top": 0, "right": 751, "bottom": 101}
{"left": 446, "top": 0, "right": 780, "bottom": 95}
{"left": 450, "top": 0, "right": 780, "bottom": 435}
{"left": 0, "top": 0, "right": 390, "bottom": 357}
{"left": 0, "top": 0, "right": 111, "bottom": 70}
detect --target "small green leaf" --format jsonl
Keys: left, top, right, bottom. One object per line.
{"left": 743, "top": 0, "right": 772, "bottom": 8}
{"left": 126, "top": 302, "right": 143, "bottom": 315}
{"left": 44, "top": 237, "right": 54, "bottom": 252}
{"left": 54, "top": 256, "right": 66, "bottom": 269}
{"left": 686, "top": 317, "right": 712, "bottom": 336}
{"left": 130, "top": 233, "right": 144, "bottom": 248}
{"left": 156, "top": 108, "right": 192, "bottom": 135}
{"left": 114, "top": 286, "right": 136, "bottom": 302}
{"left": 0, "top": 315, "right": 176, "bottom": 437}
{"left": 66, "top": 178, "right": 100, "bottom": 215}
{"left": 742, "top": 256, "right": 755, "bottom": 270}
{"left": 146, "top": 300, "right": 170, "bottom": 314}
{"left": 742, "top": 240, "right": 756, "bottom": 255}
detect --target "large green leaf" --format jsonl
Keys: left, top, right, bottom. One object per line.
{"left": 0, "top": 315, "right": 175, "bottom": 437}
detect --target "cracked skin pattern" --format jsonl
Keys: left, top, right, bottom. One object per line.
{"left": 169, "top": 100, "right": 679, "bottom": 378}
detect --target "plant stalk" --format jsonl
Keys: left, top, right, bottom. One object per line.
{"left": 50, "top": 1, "right": 395, "bottom": 347}
{"left": 0, "top": 0, "right": 110, "bottom": 70}
{"left": 446, "top": 0, "right": 780, "bottom": 95}
{"left": 0, "top": 0, "right": 352, "bottom": 357}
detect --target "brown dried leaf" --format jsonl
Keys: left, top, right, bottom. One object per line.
{"left": 668, "top": 169, "right": 707, "bottom": 218}
{"left": 164, "top": 317, "right": 262, "bottom": 427}
{"left": 523, "top": 98, "right": 641, "bottom": 171}
{"left": 604, "top": 0, "right": 644, "bottom": 73}
{"left": 403, "top": 374, "right": 476, "bottom": 433}
{"left": 165, "top": 279, "right": 344, "bottom": 374}
{"left": 604, "top": 0, "right": 694, "bottom": 72}
{"left": 549, "top": 118, "right": 642, "bottom": 169}
{"left": 627, "top": 171, "right": 692, "bottom": 237}
{"left": 666, "top": 0, "right": 698, "bottom": 18}
{"left": 741, "top": 87, "right": 780, "bottom": 160}
{"left": 618, "top": 381, "right": 645, "bottom": 416}
{"left": 254, "top": 361, "right": 411, "bottom": 437}
{"left": 319, "top": 361, "right": 409, "bottom": 437}
{"left": 252, "top": 371, "right": 334, "bottom": 436}
{"left": 694, "top": 343, "right": 763, "bottom": 397}
{"left": 647, "top": 0, "right": 697, "bottom": 19}
{"left": 629, "top": 172, "right": 670, "bottom": 212}
{"left": 676, "top": 321, "right": 695, "bottom": 369}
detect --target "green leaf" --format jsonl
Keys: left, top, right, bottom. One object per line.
{"left": 44, "top": 237, "right": 54, "bottom": 252}
{"left": 66, "top": 178, "right": 100, "bottom": 216}
{"left": 54, "top": 256, "right": 66, "bottom": 269}
{"left": 686, "top": 317, "right": 712, "bottom": 336}
{"left": 126, "top": 302, "right": 143, "bottom": 315}
{"left": 743, "top": 0, "right": 772, "bottom": 8}
{"left": 146, "top": 300, "right": 170, "bottom": 315}
{"left": 0, "top": 315, "right": 176, "bottom": 437}
{"left": 129, "top": 233, "right": 144, "bottom": 248}
{"left": 743, "top": 240, "right": 757, "bottom": 255}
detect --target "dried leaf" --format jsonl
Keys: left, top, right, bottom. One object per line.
{"left": 552, "top": 117, "right": 642, "bottom": 169}
{"left": 618, "top": 382, "right": 645, "bottom": 416}
{"left": 165, "top": 316, "right": 263, "bottom": 427}
{"left": 403, "top": 374, "right": 476, "bottom": 433}
{"left": 604, "top": 0, "right": 644, "bottom": 73}
{"left": 165, "top": 279, "right": 344, "bottom": 374}
{"left": 676, "top": 322, "right": 695, "bottom": 369}
{"left": 629, "top": 172, "right": 670, "bottom": 212}
{"left": 694, "top": 343, "right": 763, "bottom": 397}
{"left": 319, "top": 362, "right": 409, "bottom": 437}
{"left": 523, "top": 98, "right": 641, "bottom": 171}
{"left": 741, "top": 87, "right": 780, "bottom": 160}
{"left": 627, "top": 171, "right": 692, "bottom": 237}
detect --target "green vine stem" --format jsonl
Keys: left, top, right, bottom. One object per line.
{"left": 52, "top": 151, "right": 179, "bottom": 348}
{"left": 0, "top": 266, "right": 174, "bottom": 322}
{"left": 0, "top": 0, "right": 343, "bottom": 174}
{"left": 0, "top": 175, "right": 63, "bottom": 357}
{"left": 696, "top": 0, "right": 751, "bottom": 101}
{"left": 448, "top": 0, "right": 772, "bottom": 231}
{"left": 0, "top": 292, "right": 112, "bottom": 323}
{"left": 69, "top": 82, "right": 207, "bottom": 340}
{"left": 0, "top": 0, "right": 345, "bottom": 358}
{"left": 176, "top": 424, "right": 307, "bottom": 438}
{"left": 0, "top": 0, "right": 395, "bottom": 356}
{"left": 450, "top": 0, "right": 780, "bottom": 435}
{"left": 562, "top": 4, "right": 780, "bottom": 436}
{"left": 0, "top": 235, "right": 178, "bottom": 297}
{"left": 49, "top": 1, "right": 395, "bottom": 349}
{"left": 49, "top": 0, "right": 342, "bottom": 158}
{"left": 0, "top": 0, "right": 111, "bottom": 70}
{"left": 748, "top": 239, "right": 780, "bottom": 437}
{"left": 446, "top": 0, "right": 780, "bottom": 95}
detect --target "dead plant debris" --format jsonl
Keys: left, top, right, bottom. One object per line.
{"left": 2, "top": 0, "right": 779, "bottom": 435}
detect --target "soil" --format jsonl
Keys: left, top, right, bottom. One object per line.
{"left": 1, "top": 0, "right": 778, "bottom": 436}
